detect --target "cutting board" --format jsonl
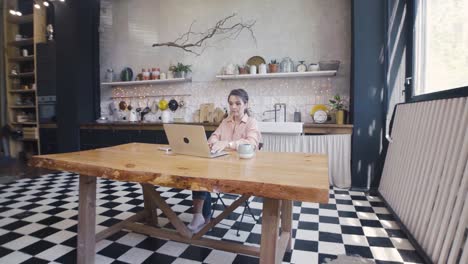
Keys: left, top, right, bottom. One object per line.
{"left": 199, "top": 103, "right": 214, "bottom": 123}
{"left": 213, "top": 107, "right": 226, "bottom": 123}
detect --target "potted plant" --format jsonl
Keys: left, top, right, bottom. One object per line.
{"left": 329, "top": 94, "right": 347, "bottom": 125}
{"left": 172, "top": 62, "right": 192, "bottom": 79}
{"left": 238, "top": 64, "right": 249, "bottom": 74}
{"left": 268, "top": 59, "right": 279, "bottom": 73}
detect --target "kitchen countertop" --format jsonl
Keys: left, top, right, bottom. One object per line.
{"left": 80, "top": 122, "right": 353, "bottom": 134}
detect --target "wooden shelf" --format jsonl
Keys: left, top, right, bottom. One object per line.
{"left": 101, "top": 78, "right": 190, "bottom": 87}
{"left": 11, "top": 122, "right": 37, "bottom": 125}
{"left": 20, "top": 138, "right": 38, "bottom": 142}
{"left": 9, "top": 55, "right": 34, "bottom": 62}
{"left": 10, "top": 105, "right": 36, "bottom": 109}
{"left": 8, "top": 38, "right": 34, "bottom": 46}
{"left": 216, "top": 71, "right": 337, "bottom": 80}
{"left": 8, "top": 14, "right": 33, "bottom": 24}
{"left": 9, "top": 72, "right": 35, "bottom": 78}
{"left": 9, "top": 89, "right": 36, "bottom": 93}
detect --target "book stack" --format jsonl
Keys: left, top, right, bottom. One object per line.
{"left": 23, "top": 127, "right": 38, "bottom": 140}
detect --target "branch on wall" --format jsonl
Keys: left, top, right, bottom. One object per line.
{"left": 152, "top": 13, "right": 256, "bottom": 56}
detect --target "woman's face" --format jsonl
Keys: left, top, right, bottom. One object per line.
{"left": 228, "top": 95, "right": 247, "bottom": 119}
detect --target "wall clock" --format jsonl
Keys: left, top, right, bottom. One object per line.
{"left": 313, "top": 110, "right": 328, "bottom": 123}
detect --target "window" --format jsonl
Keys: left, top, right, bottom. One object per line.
{"left": 412, "top": 0, "right": 468, "bottom": 97}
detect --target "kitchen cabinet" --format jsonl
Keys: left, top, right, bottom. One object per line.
{"left": 39, "top": 128, "right": 57, "bottom": 154}
{"left": 79, "top": 126, "right": 215, "bottom": 150}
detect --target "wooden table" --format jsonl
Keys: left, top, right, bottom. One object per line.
{"left": 30, "top": 143, "right": 329, "bottom": 264}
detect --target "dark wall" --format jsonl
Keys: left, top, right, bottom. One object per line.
{"left": 351, "top": 1, "right": 387, "bottom": 189}
{"left": 54, "top": 0, "right": 100, "bottom": 153}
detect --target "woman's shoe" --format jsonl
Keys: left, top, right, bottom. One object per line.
{"left": 187, "top": 213, "right": 205, "bottom": 232}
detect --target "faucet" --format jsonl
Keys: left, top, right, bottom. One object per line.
{"left": 273, "top": 103, "right": 287, "bottom": 122}
{"left": 262, "top": 103, "right": 287, "bottom": 122}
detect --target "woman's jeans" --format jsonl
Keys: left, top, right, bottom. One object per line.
{"left": 192, "top": 191, "right": 211, "bottom": 218}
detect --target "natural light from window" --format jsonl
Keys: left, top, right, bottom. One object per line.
{"left": 414, "top": 0, "right": 468, "bottom": 96}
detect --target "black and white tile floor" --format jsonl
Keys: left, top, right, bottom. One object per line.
{"left": 0, "top": 172, "right": 425, "bottom": 264}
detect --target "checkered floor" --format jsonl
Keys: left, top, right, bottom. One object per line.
{"left": 0, "top": 172, "right": 424, "bottom": 264}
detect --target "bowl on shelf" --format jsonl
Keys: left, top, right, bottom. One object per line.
{"left": 318, "top": 60, "right": 340, "bottom": 71}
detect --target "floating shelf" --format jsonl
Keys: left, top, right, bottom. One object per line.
{"left": 8, "top": 14, "right": 33, "bottom": 24}
{"left": 11, "top": 122, "right": 37, "bottom": 125}
{"left": 8, "top": 38, "right": 34, "bottom": 46}
{"left": 110, "top": 93, "right": 191, "bottom": 99}
{"left": 9, "top": 89, "right": 36, "bottom": 93}
{"left": 10, "top": 105, "right": 36, "bottom": 109}
{"left": 102, "top": 78, "right": 190, "bottom": 87}
{"left": 9, "top": 72, "right": 35, "bottom": 78}
{"left": 9, "top": 55, "right": 34, "bottom": 62}
{"left": 20, "top": 138, "right": 38, "bottom": 142}
{"left": 216, "top": 71, "right": 337, "bottom": 80}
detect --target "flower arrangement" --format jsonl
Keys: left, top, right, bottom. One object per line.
{"left": 329, "top": 94, "right": 347, "bottom": 111}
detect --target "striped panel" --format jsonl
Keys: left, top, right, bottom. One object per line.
{"left": 379, "top": 97, "right": 468, "bottom": 263}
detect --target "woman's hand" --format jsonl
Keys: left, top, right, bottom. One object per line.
{"left": 211, "top": 141, "right": 229, "bottom": 153}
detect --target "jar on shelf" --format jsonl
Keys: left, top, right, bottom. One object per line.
{"left": 142, "top": 69, "right": 150, "bottom": 80}
{"left": 280, "top": 57, "right": 294, "bottom": 73}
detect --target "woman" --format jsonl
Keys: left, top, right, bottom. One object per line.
{"left": 188, "top": 88, "right": 262, "bottom": 232}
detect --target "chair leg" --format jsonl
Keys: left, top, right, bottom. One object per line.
{"left": 236, "top": 205, "right": 247, "bottom": 236}
{"left": 211, "top": 193, "right": 228, "bottom": 217}
{"left": 245, "top": 201, "right": 259, "bottom": 223}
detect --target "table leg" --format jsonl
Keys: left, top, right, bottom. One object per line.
{"left": 141, "top": 184, "right": 158, "bottom": 226}
{"left": 281, "top": 200, "right": 293, "bottom": 252}
{"left": 77, "top": 175, "right": 96, "bottom": 264}
{"left": 260, "top": 198, "right": 281, "bottom": 264}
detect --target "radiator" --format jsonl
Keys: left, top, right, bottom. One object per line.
{"left": 379, "top": 97, "right": 468, "bottom": 264}
{"left": 262, "top": 134, "right": 351, "bottom": 188}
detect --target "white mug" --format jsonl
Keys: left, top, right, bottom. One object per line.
{"left": 258, "top": 63, "right": 267, "bottom": 74}
{"left": 22, "top": 49, "right": 28, "bottom": 57}
{"left": 161, "top": 110, "right": 171, "bottom": 123}
{"left": 238, "top": 144, "right": 255, "bottom": 159}
{"left": 249, "top": 65, "right": 257, "bottom": 75}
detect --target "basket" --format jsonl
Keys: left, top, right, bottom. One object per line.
{"left": 319, "top": 60, "right": 340, "bottom": 71}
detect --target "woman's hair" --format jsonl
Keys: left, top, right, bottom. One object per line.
{"left": 228, "top": 89, "right": 251, "bottom": 116}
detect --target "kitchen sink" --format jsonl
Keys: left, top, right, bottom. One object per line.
{"left": 257, "top": 122, "right": 303, "bottom": 134}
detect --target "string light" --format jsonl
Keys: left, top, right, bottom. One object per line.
{"left": 34, "top": 2, "right": 41, "bottom": 9}
{"left": 43, "top": 1, "right": 49, "bottom": 7}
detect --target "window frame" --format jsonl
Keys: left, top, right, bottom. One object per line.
{"left": 405, "top": 0, "right": 468, "bottom": 103}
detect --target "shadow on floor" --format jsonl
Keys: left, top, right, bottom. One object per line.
{"left": 0, "top": 157, "right": 55, "bottom": 183}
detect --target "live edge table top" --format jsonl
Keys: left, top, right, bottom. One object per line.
{"left": 30, "top": 143, "right": 329, "bottom": 203}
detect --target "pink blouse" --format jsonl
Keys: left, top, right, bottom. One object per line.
{"left": 208, "top": 114, "right": 262, "bottom": 150}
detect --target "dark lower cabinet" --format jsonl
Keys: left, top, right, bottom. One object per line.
{"left": 40, "top": 128, "right": 58, "bottom": 154}
{"left": 79, "top": 129, "right": 182, "bottom": 150}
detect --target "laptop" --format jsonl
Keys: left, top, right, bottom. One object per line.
{"left": 163, "top": 124, "right": 229, "bottom": 158}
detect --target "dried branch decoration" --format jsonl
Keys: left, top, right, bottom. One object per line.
{"left": 152, "top": 13, "right": 256, "bottom": 55}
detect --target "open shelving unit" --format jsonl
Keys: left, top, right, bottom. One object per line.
{"left": 3, "top": 0, "right": 46, "bottom": 159}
